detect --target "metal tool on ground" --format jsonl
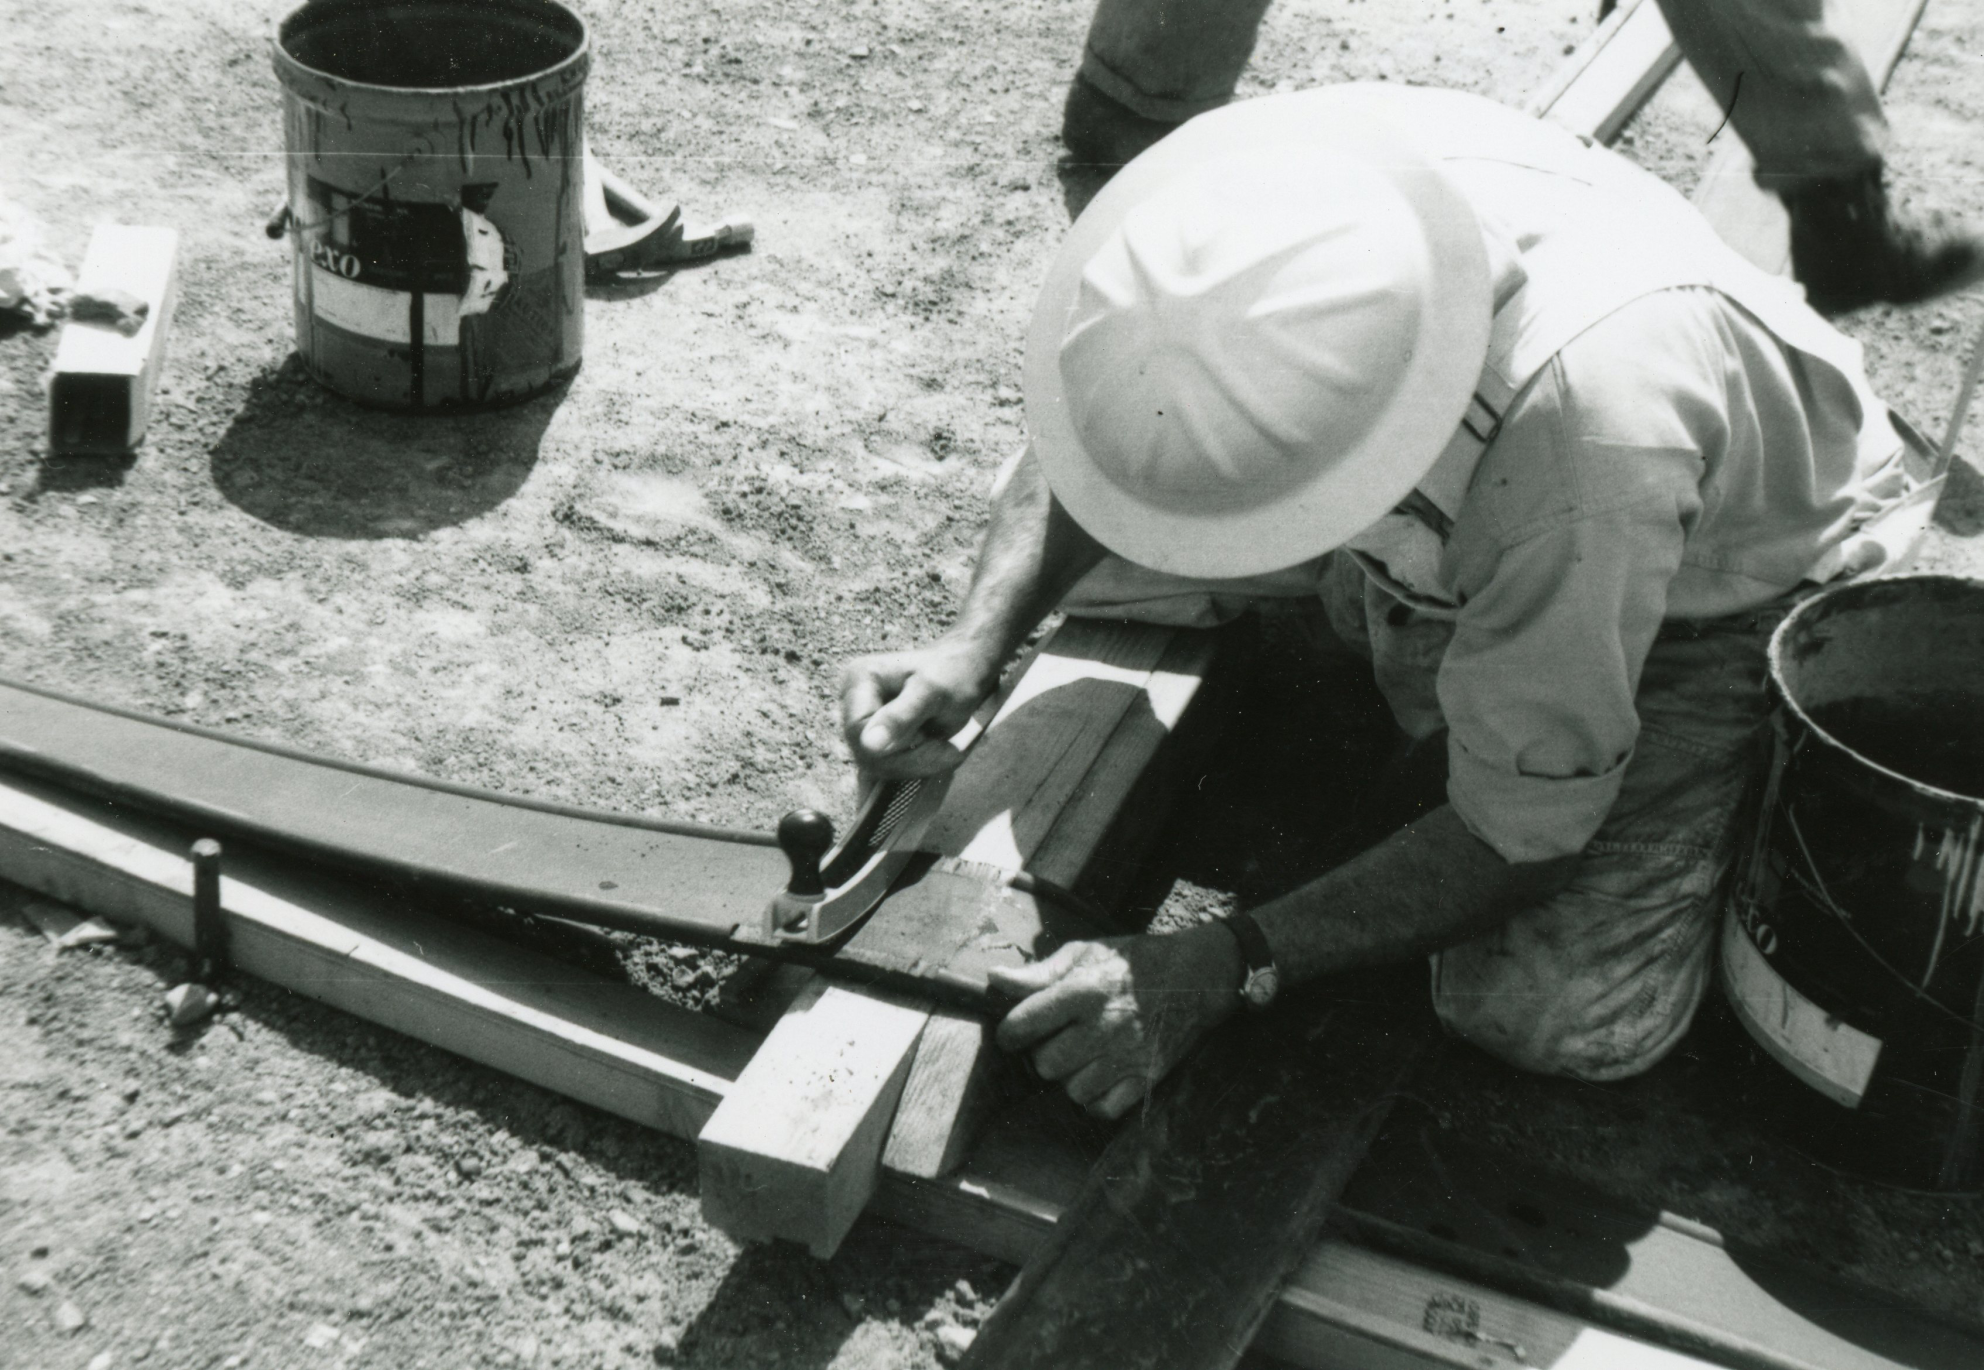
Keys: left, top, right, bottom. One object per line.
{"left": 582, "top": 147, "right": 682, "bottom": 276}
{"left": 583, "top": 152, "right": 752, "bottom": 277}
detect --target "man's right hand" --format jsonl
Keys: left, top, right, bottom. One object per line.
{"left": 839, "top": 637, "right": 999, "bottom": 778}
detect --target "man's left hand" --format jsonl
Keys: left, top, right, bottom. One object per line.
{"left": 988, "top": 925, "right": 1244, "bottom": 1120}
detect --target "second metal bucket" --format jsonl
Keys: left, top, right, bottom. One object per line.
{"left": 1726, "top": 574, "right": 1984, "bottom": 1191}
{"left": 273, "top": 0, "right": 589, "bottom": 409}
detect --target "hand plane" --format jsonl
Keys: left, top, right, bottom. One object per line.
{"left": 762, "top": 716, "right": 985, "bottom": 946}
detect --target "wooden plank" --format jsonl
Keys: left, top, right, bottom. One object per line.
{"left": 919, "top": 617, "right": 1182, "bottom": 866}
{"left": 696, "top": 976, "right": 929, "bottom": 1258}
{"left": 1689, "top": 0, "right": 1929, "bottom": 272}
{"left": 1260, "top": 1241, "right": 1721, "bottom": 1370}
{"left": 1025, "top": 624, "right": 1222, "bottom": 895}
{"left": 0, "top": 772, "right": 757, "bottom": 1140}
{"left": 957, "top": 983, "right": 1437, "bottom": 1370}
{"left": 1528, "top": 0, "right": 1683, "bottom": 145}
{"left": 1338, "top": 1113, "right": 1984, "bottom": 1370}
{"left": 0, "top": 675, "right": 791, "bottom": 950}
{"left": 879, "top": 1008, "right": 1013, "bottom": 1180}
{"left": 873, "top": 620, "right": 1224, "bottom": 1176}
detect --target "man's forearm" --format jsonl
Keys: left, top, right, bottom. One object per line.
{"left": 1252, "top": 804, "right": 1578, "bottom": 984}
{"left": 945, "top": 446, "right": 1107, "bottom": 669}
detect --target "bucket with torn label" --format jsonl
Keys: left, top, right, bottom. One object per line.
{"left": 272, "top": 0, "right": 587, "bottom": 409}
{"left": 1726, "top": 574, "right": 1984, "bottom": 1191}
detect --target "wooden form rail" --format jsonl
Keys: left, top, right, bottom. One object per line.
{"left": 15, "top": 772, "right": 1970, "bottom": 1369}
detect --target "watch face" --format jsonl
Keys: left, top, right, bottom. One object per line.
{"left": 1243, "top": 967, "right": 1280, "bottom": 1007}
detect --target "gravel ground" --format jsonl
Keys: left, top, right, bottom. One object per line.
{"left": 4, "top": 0, "right": 1984, "bottom": 1366}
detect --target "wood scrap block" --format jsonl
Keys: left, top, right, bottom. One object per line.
{"left": 49, "top": 224, "right": 181, "bottom": 457}
{"left": 1027, "top": 624, "right": 1227, "bottom": 910}
{"left": 873, "top": 620, "right": 1226, "bottom": 1173}
{"left": 697, "top": 976, "right": 929, "bottom": 1258}
{"left": 919, "top": 617, "right": 1183, "bottom": 866}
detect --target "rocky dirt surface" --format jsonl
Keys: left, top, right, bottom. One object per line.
{"left": 4, "top": 0, "right": 1984, "bottom": 1366}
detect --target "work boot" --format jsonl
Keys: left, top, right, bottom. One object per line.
{"left": 1060, "top": 74, "right": 1182, "bottom": 172}
{"left": 1783, "top": 166, "right": 1984, "bottom": 316}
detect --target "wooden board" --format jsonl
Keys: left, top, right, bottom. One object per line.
{"left": 1689, "top": 0, "right": 1929, "bottom": 272}
{"left": 917, "top": 617, "right": 1191, "bottom": 866}
{"left": 0, "top": 676, "right": 790, "bottom": 950}
{"left": 1528, "top": 0, "right": 1682, "bottom": 145}
{"left": 957, "top": 979, "right": 1437, "bottom": 1370}
{"left": 1337, "top": 1111, "right": 1984, "bottom": 1370}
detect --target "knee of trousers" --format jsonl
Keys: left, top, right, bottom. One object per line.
{"left": 1428, "top": 864, "right": 1724, "bottom": 1082}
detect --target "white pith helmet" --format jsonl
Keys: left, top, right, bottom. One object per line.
{"left": 1025, "top": 85, "right": 1494, "bottom": 578}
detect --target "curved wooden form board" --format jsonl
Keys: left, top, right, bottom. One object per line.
{"left": 0, "top": 676, "right": 788, "bottom": 947}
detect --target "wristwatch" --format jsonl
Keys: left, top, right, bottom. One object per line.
{"left": 1221, "top": 911, "right": 1281, "bottom": 1011}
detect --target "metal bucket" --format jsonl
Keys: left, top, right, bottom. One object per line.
{"left": 1725, "top": 574, "right": 1984, "bottom": 1190}
{"left": 272, "top": 0, "right": 588, "bottom": 409}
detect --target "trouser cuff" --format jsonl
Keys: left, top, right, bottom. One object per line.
{"left": 1077, "top": 48, "right": 1233, "bottom": 125}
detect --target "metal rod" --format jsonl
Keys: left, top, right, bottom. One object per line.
{"left": 1937, "top": 309, "right": 1984, "bottom": 480}
{"left": 191, "top": 837, "right": 226, "bottom": 978}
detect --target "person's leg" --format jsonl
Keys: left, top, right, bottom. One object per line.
{"left": 1657, "top": 0, "right": 1884, "bottom": 186}
{"left": 1063, "top": 0, "right": 1275, "bottom": 167}
{"left": 1657, "top": 0, "right": 1982, "bottom": 314}
{"left": 1430, "top": 611, "right": 1781, "bottom": 1080}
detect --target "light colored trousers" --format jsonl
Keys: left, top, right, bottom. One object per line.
{"left": 1079, "top": 0, "right": 1886, "bottom": 187}
{"left": 1065, "top": 554, "right": 1785, "bottom": 1080}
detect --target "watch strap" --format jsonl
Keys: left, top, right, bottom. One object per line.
{"left": 1224, "top": 910, "right": 1276, "bottom": 976}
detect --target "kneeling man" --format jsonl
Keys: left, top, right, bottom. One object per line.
{"left": 840, "top": 85, "right": 1931, "bottom": 1119}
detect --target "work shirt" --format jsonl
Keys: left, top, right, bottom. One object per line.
{"left": 1337, "top": 106, "right": 1917, "bottom": 866}
{"left": 1416, "top": 284, "right": 1909, "bottom": 864}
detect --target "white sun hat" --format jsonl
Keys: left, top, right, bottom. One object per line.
{"left": 1026, "top": 84, "right": 1494, "bottom": 578}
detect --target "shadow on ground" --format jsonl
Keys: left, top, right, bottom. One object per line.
{"left": 34, "top": 452, "right": 136, "bottom": 493}
{"left": 209, "top": 355, "right": 564, "bottom": 538}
